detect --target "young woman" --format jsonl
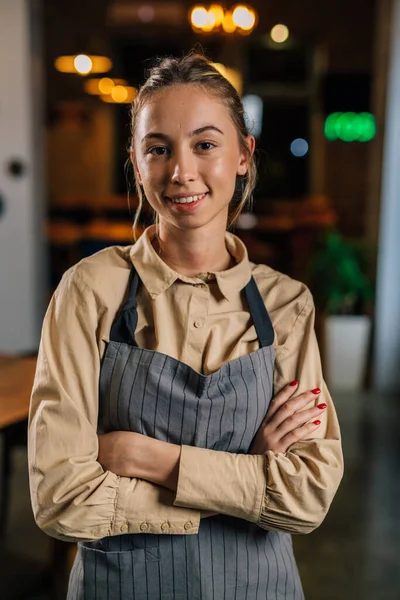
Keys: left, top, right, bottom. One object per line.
{"left": 28, "top": 52, "right": 343, "bottom": 599}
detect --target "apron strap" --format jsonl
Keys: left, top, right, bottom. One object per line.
{"left": 109, "top": 267, "right": 140, "bottom": 345}
{"left": 244, "top": 276, "right": 275, "bottom": 347}
{"left": 110, "top": 269, "right": 275, "bottom": 348}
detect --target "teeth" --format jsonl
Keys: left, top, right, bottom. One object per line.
{"left": 170, "top": 194, "right": 204, "bottom": 204}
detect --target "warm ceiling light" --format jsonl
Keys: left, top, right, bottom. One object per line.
{"left": 54, "top": 56, "right": 77, "bottom": 73}
{"left": 74, "top": 55, "right": 93, "bottom": 75}
{"left": 84, "top": 79, "right": 103, "bottom": 95}
{"left": 190, "top": 6, "right": 209, "bottom": 28}
{"left": 89, "top": 56, "right": 113, "bottom": 73}
{"left": 209, "top": 4, "right": 224, "bottom": 26}
{"left": 111, "top": 85, "right": 129, "bottom": 103}
{"left": 222, "top": 10, "right": 236, "bottom": 32}
{"left": 270, "top": 24, "right": 289, "bottom": 43}
{"left": 84, "top": 78, "right": 128, "bottom": 96}
{"left": 202, "top": 11, "right": 216, "bottom": 31}
{"left": 232, "top": 5, "right": 255, "bottom": 30}
{"left": 189, "top": 3, "right": 257, "bottom": 33}
{"left": 55, "top": 55, "right": 112, "bottom": 75}
{"left": 99, "top": 77, "right": 116, "bottom": 95}
{"left": 101, "top": 86, "right": 137, "bottom": 104}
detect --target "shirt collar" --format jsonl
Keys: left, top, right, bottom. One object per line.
{"left": 129, "top": 224, "right": 252, "bottom": 302}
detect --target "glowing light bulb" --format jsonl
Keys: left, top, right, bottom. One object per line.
{"left": 111, "top": 85, "right": 129, "bottom": 103}
{"left": 270, "top": 24, "right": 289, "bottom": 44}
{"left": 190, "top": 6, "right": 209, "bottom": 28}
{"left": 74, "top": 54, "right": 93, "bottom": 75}
{"left": 202, "top": 10, "right": 216, "bottom": 31}
{"left": 99, "top": 78, "right": 115, "bottom": 95}
{"left": 222, "top": 10, "right": 236, "bottom": 33}
{"left": 209, "top": 4, "right": 224, "bottom": 27}
{"left": 232, "top": 5, "right": 255, "bottom": 30}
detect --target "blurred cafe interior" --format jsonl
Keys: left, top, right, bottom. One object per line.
{"left": 1, "top": 0, "right": 400, "bottom": 598}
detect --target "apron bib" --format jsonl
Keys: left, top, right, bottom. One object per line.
{"left": 67, "top": 267, "right": 304, "bottom": 599}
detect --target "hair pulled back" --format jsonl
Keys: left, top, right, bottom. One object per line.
{"left": 129, "top": 51, "right": 256, "bottom": 240}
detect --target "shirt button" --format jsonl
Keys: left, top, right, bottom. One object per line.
{"left": 140, "top": 522, "right": 149, "bottom": 532}
{"left": 184, "top": 521, "right": 193, "bottom": 530}
{"left": 161, "top": 522, "right": 169, "bottom": 532}
{"left": 194, "top": 320, "right": 204, "bottom": 328}
{"left": 120, "top": 523, "right": 128, "bottom": 533}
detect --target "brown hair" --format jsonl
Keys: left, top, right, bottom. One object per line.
{"left": 129, "top": 51, "right": 257, "bottom": 241}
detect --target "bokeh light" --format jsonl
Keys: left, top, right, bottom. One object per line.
{"left": 290, "top": 138, "right": 309, "bottom": 157}
{"left": 209, "top": 4, "right": 224, "bottom": 26}
{"left": 232, "top": 6, "right": 256, "bottom": 30}
{"left": 111, "top": 86, "right": 129, "bottom": 103}
{"left": 74, "top": 55, "right": 93, "bottom": 75}
{"left": 222, "top": 10, "right": 237, "bottom": 33}
{"left": 98, "top": 78, "right": 115, "bottom": 95}
{"left": 190, "top": 6, "right": 209, "bottom": 28}
{"left": 55, "top": 55, "right": 112, "bottom": 74}
{"left": 270, "top": 24, "right": 290, "bottom": 43}
{"left": 324, "top": 112, "right": 376, "bottom": 142}
{"left": 101, "top": 86, "right": 136, "bottom": 104}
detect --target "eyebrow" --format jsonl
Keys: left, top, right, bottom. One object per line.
{"left": 141, "top": 125, "right": 224, "bottom": 144}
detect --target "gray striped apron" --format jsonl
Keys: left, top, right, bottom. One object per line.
{"left": 67, "top": 266, "right": 304, "bottom": 599}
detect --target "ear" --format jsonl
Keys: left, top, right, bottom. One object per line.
{"left": 130, "top": 149, "right": 143, "bottom": 185}
{"left": 237, "top": 135, "right": 255, "bottom": 176}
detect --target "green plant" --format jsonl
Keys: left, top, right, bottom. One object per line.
{"left": 307, "top": 228, "right": 374, "bottom": 315}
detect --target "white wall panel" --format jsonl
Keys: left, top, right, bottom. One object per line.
{"left": 373, "top": 0, "right": 400, "bottom": 391}
{"left": 0, "top": 0, "right": 45, "bottom": 352}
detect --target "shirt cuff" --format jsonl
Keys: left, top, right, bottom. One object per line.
{"left": 173, "top": 445, "right": 266, "bottom": 523}
{"left": 258, "top": 445, "right": 343, "bottom": 534}
{"left": 113, "top": 475, "right": 201, "bottom": 535}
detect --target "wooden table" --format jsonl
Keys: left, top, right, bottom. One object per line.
{"left": 0, "top": 355, "right": 36, "bottom": 429}
{"left": 0, "top": 354, "right": 37, "bottom": 540}
{"left": 0, "top": 355, "right": 72, "bottom": 599}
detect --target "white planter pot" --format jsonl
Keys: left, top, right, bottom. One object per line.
{"left": 324, "top": 315, "right": 372, "bottom": 391}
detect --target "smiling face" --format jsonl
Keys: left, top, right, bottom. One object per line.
{"left": 132, "top": 83, "right": 254, "bottom": 232}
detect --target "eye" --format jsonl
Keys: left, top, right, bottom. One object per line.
{"left": 196, "top": 141, "right": 216, "bottom": 151}
{"left": 148, "top": 146, "right": 169, "bottom": 156}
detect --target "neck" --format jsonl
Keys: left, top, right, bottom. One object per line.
{"left": 152, "top": 225, "right": 235, "bottom": 277}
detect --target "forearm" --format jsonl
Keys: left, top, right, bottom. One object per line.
{"left": 103, "top": 433, "right": 342, "bottom": 534}
{"left": 173, "top": 440, "right": 343, "bottom": 533}
{"left": 98, "top": 431, "right": 181, "bottom": 491}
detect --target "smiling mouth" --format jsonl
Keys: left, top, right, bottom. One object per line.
{"left": 165, "top": 192, "right": 208, "bottom": 205}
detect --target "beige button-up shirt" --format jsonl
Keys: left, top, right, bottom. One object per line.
{"left": 28, "top": 224, "right": 343, "bottom": 543}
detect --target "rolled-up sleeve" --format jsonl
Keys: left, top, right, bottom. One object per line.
{"left": 174, "top": 288, "right": 343, "bottom": 534}
{"left": 28, "top": 267, "right": 201, "bottom": 543}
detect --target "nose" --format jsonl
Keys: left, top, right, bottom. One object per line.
{"left": 170, "top": 148, "right": 198, "bottom": 184}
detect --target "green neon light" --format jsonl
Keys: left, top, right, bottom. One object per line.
{"left": 324, "top": 112, "right": 376, "bottom": 142}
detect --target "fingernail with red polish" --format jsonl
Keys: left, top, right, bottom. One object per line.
{"left": 290, "top": 380, "right": 299, "bottom": 386}
{"left": 313, "top": 420, "right": 321, "bottom": 426}
{"left": 312, "top": 388, "right": 321, "bottom": 395}
{"left": 317, "top": 403, "right": 327, "bottom": 409}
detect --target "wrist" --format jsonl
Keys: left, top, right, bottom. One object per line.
{"left": 134, "top": 434, "right": 181, "bottom": 491}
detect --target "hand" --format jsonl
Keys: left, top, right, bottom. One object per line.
{"left": 248, "top": 381, "right": 326, "bottom": 455}
{"left": 98, "top": 431, "right": 219, "bottom": 519}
